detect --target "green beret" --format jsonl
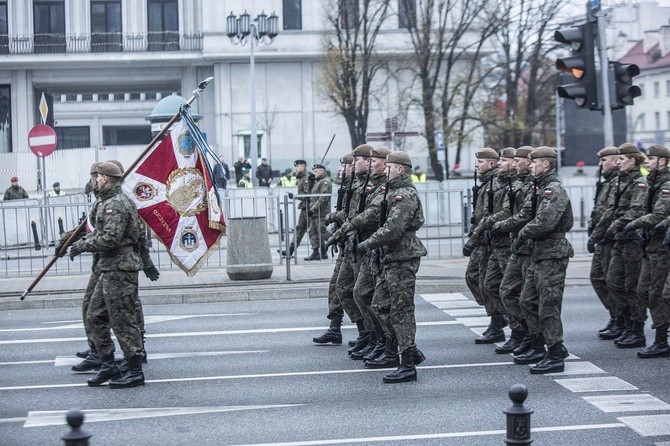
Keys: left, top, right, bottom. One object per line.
{"left": 386, "top": 151, "right": 412, "bottom": 168}
{"left": 597, "top": 146, "right": 619, "bottom": 157}
{"left": 618, "top": 142, "right": 640, "bottom": 155}
{"left": 371, "top": 146, "right": 392, "bottom": 159}
{"left": 90, "top": 162, "right": 101, "bottom": 175}
{"left": 294, "top": 159, "right": 306, "bottom": 166}
{"left": 529, "top": 146, "right": 557, "bottom": 159}
{"left": 352, "top": 144, "right": 374, "bottom": 158}
{"left": 340, "top": 154, "right": 354, "bottom": 165}
{"left": 97, "top": 161, "right": 123, "bottom": 178}
{"left": 499, "top": 147, "right": 515, "bottom": 159}
{"left": 475, "top": 147, "right": 499, "bottom": 159}
{"left": 313, "top": 164, "right": 325, "bottom": 170}
{"left": 109, "top": 159, "right": 125, "bottom": 174}
{"left": 647, "top": 144, "right": 670, "bottom": 158}
{"left": 515, "top": 146, "right": 534, "bottom": 158}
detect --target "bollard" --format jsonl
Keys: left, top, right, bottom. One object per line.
{"left": 580, "top": 197, "right": 585, "bottom": 228}
{"left": 61, "top": 408, "right": 91, "bottom": 446}
{"left": 504, "top": 383, "right": 533, "bottom": 445}
{"left": 30, "top": 220, "right": 41, "bottom": 250}
{"left": 58, "top": 216, "right": 65, "bottom": 235}
{"left": 279, "top": 208, "right": 285, "bottom": 242}
{"left": 79, "top": 212, "right": 86, "bottom": 223}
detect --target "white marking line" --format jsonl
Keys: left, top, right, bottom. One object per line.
{"left": 0, "top": 361, "right": 516, "bottom": 391}
{"left": 443, "top": 308, "right": 488, "bottom": 317}
{"left": 555, "top": 377, "right": 638, "bottom": 393}
{"left": 0, "top": 360, "right": 54, "bottom": 366}
{"left": 584, "top": 394, "right": 670, "bottom": 413}
{"left": 227, "top": 423, "right": 626, "bottom": 446}
{"left": 54, "top": 350, "right": 267, "bottom": 367}
{"left": 420, "top": 292, "right": 469, "bottom": 302}
{"left": 431, "top": 300, "right": 480, "bottom": 309}
{"left": 544, "top": 361, "right": 601, "bottom": 375}
{"left": 0, "top": 321, "right": 461, "bottom": 345}
{"left": 618, "top": 414, "right": 670, "bottom": 437}
{"left": 23, "top": 405, "right": 302, "bottom": 428}
{"left": 455, "top": 316, "right": 491, "bottom": 327}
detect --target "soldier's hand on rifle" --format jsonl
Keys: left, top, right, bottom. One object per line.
{"left": 462, "top": 240, "right": 475, "bottom": 257}
{"left": 371, "top": 248, "right": 381, "bottom": 264}
{"left": 356, "top": 242, "right": 367, "bottom": 255}
{"left": 512, "top": 235, "right": 525, "bottom": 252}
{"left": 664, "top": 228, "right": 670, "bottom": 247}
{"left": 623, "top": 222, "right": 636, "bottom": 234}
{"left": 325, "top": 235, "right": 338, "bottom": 248}
{"left": 635, "top": 229, "right": 647, "bottom": 248}
{"left": 604, "top": 227, "right": 617, "bottom": 241}
{"left": 586, "top": 237, "right": 596, "bottom": 254}
{"left": 69, "top": 242, "right": 82, "bottom": 260}
{"left": 54, "top": 240, "right": 65, "bottom": 258}
{"left": 144, "top": 265, "right": 160, "bottom": 281}
{"left": 490, "top": 221, "right": 504, "bottom": 234}
{"left": 655, "top": 219, "right": 669, "bottom": 232}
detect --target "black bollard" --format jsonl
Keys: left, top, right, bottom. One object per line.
{"left": 279, "top": 209, "right": 285, "bottom": 242}
{"left": 61, "top": 408, "right": 91, "bottom": 446}
{"left": 30, "top": 220, "right": 41, "bottom": 250}
{"left": 79, "top": 212, "right": 86, "bottom": 224}
{"left": 504, "top": 383, "right": 533, "bottom": 445}
{"left": 58, "top": 216, "right": 65, "bottom": 235}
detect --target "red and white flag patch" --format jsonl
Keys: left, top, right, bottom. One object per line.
{"left": 394, "top": 195, "right": 403, "bottom": 201}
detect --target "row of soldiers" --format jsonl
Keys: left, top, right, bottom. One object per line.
{"left": 463, "top": 145, "right": 574, "bottom": 374}
{"left": 588, "top": 143, "right": 670, "bottom": 359}
{"left": 310, "top": 145, "right": 428, "bottom": 383}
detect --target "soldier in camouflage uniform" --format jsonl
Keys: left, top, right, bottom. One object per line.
{"left": 3, "top": 176, "right": 29, "bottom": 200}
{"left": 623, "top": 145, "right": 670, "bottom": 358}
{"left": 305, "top": 164, "right": 332, "bottom": 261}
{"left": 356, "top": 151, "right": 427, "bottom": 383}
{"left": 589, "top": 143, "right": 647, "bottom": 348}
{"left": 281, "top": 160, "right": 310, "bottom": 258}
{"left": 586, "top": 147, "right": 620, "bottom": 338}
{"left": 70, "top": 161, "right": 146, "bottom": 388}
{"left": 491, "top": 146, "right": 535, "bottom": 355}
{"left": 512, "top": 147, "right": 574, "bottom": 374}
{"left": 463, "top": 148, "right": 503, "bottom": 343}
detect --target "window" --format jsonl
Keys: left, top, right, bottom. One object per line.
{"left": 666, "top": 80, "right": 670, "bottom": 97}
{"left": 655, "top": 112, "right": 661, "bottom": 130}
{"left": 639, "top": 113, "right": 646, "bottom": 132}
{"left": 243, "top": 135, "right": 262, "bottom": 159}
{"left": 0, "top": 85, "right": 11, "bottom": 153}
{"left": 283, "top": 0, "right": 302, "bottom": 30}
{"left": 91, "top": 1, "right": 122, "bottom": 52}
{"left": 667, "top": 111, "right": 670, "bottom": 129}
{"left": 33, "top": 1, "right": 66, "bottom": 53}
{"left": 398, "top": 0, "right": 416, "bottom": 29}
{"left": 103, "top": 126, "right": 151, "bottom": 145}
{"left": 0, "top": 2, "right": 8, "bottom": 54}
{"left": 55, "top": 127, "right": 90, "bottom": 150}
{"left": 147, "top": 0, "right": 179, "bottom": 51}
{"left": 654, "top": 81, "right": 660, "bottom": 98}
{"left": 340, "top": 0, "right": 359, "bottom": 29}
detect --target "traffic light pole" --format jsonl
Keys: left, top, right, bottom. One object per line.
{"left": 595, "top": 11, "right": 614, "bottom": 147}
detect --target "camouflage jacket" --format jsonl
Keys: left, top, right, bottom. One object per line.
{"left": 593, "top": 168, "right": 647, "bottom": 242}
{"left": 626, "top": 168, "right": 670, "bottom": 252}
{"left": 588, "top": 168, "right": 619, "bottom": 232}
{"left": 473, "top": 170, "right": 516, "bottom": 248}
{"left": 365, "top": 173, "right": 427, "bottom": 263}
{"left": 308, "top": 176, "right": 332, "bottom": 217}
{"left": 296, "top": 170, "right": 311, "bottom": 209}
{"left": 76, "top": 184, "right": 143, "bottom": 272}
{"left": 495, "top": 169, "right": 534, "bottom": 255}
{"left": 340, "top": 172, "right": 387, "bottom": 240}
{"left": 469, "top": 168, "right": 498, "bottom": 247}
{"left": 3, "top": 186, "right": 28, "bottom": 200}
{"left": 517, "top": 171, "right": 574, "bottom": 261}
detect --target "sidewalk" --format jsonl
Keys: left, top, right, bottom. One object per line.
{"left": 0, "top": 254, "right": 593, "bottom": 311}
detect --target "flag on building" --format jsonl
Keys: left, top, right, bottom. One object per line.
{"left": 122, "top": 109, "right": 226, "bottom": 276}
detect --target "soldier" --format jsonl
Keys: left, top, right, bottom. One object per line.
{"left": 304, "top": 164, "right": 332, "bottom": 261}
{"left": 586, "top": 147, "right": 620, "bottom": 337}
{"left": 70, "top": 161, "right": 146, "bottom": 388}
{"left": 513, "top": 146, "right": 574, "bottom": 374}
{"left": 491, "top": 146, "right": 535, "bottom": 355}
{"left": 356, "top": 151, "right": 427, "bottom": 383}
{"left": 3, "top": 176, "right": 29, "bottom": 200}
{"left": 589, "top": 143, "right": 647, "bottom": 348}
{"left": 462, "top": 148, "right": 504, "bottom": 343}
{"left": 623, "top": 144, "right": 670, "bottom": 358}
{"left": 281, "top": 160, "right": 310, "bottom": 258}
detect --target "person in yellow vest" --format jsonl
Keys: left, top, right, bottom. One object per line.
{"left": 48, "top": 181, "right": 63, "bottom": 197}
{"left": 237, "top": 169, "right": 253, "bottom": 188}
{"left": 279, "top": 169, "right": 297, "bottom": 187}
{"left": 411, "top": 166, "right": 426, "bottom": 183}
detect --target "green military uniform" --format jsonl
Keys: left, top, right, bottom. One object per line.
{"left": 307, "top": 167, "right": 332, "bottom": 259}
{"left": 292, "top": 164, "right": 311, "bottom": 253}
{"left": 3, "top": 184, "right": 28, "bottom": 200}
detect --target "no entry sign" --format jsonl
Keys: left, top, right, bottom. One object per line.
{"left": 28, "top": 125, "right": 57, "bottom": 157}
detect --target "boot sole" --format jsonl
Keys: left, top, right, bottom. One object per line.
{"left": 383, "top": 375, "right": 417, "bottom": 383}
{"left": 72, "top": 365, "right": 101, "bottom": 372}
{"left": 616, "top": 341, "right": 646, "bottom": 349}
{"left": 87, "top": 374, "right": 121, "bottom": 387}
{"left": 109, "top": 380, "right": 145, "bottom": 389}
{"left": 529, "top": 365, "right": 564, "bottom": 374}
{"left": 637, "top": 350, "right": 670, "bottom": 358}
{"left": 313, "top": 341, "right": 342, "bottom": 345}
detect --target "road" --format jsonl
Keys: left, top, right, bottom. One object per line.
{"left": 1, "top": 286, "right": 669, "bottom": 445}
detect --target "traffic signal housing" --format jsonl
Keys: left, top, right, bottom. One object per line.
{"left": 611, "top": 62, "right": 641, "bottom": 109}
{"left": 555, "top": 22, "right": 598, "bottom": 109}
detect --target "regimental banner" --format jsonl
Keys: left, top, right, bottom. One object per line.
{"left": 123, "top": 112, "right": 226, "bottom": 276}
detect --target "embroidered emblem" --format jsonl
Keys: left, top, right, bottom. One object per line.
{"left": 178, "top": 226, "right": 199, "bottom": 252}
{"left": 166, "top": 168, "right": 207, "bottom": 217}
{"left": 177, "top": 131, "right": 196, "bottom": 158}
{"left": 543, "top": 189, "right": 553, "bottom": 196}
{"left": 134, "top": 182, "right": 156, "bottom": 201}
{"left": 662, "top": 189, "right": 670, "bottom": 196}
{"left": 395, "top": 195, "right": 403, "bottom": 201}
{"left": 105, "top": 209, "right": 113, "bottom": 215}
{"left": 637, "top": 182, "right": 647, "bottom": 189}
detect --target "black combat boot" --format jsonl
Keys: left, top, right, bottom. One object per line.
{"left": 278, "top": 245, "right": 295, "bottom": 258}
{"left": 513, "top": 334, "right": 546, "bottom": 364}
{"left": 382, "top": 349, "right": 417, "bottom": 383}
{"left": 364, "top": 338, "right": 399, "bottom": 369}
{"left": 617, "top": 321, "right": 646, "bottom": 348}
{"left": 599, "top": 310, "right": 616, "bottom": 334}
{"left": 475, "top": 315, "right": 506, "bottom": 344}
{"left": 495, "top": 329, "right": 526, "bottom": 354}
{"left": 613, "top": 315, "right": 632, "bottom": 344}
{"left": 351, "top": 331, "right": 377, "bottom": 360}
{"left": 76, "top": 348, "right": 90, "bottom": 359}
{"left": 109, "top": 355, "right": 145, "bottom": 388}
{"left": 637, "top": 326, "right": 670, "bottom": 358}
{"left": 304, "top": 249, "right": 320, "bottom": 261}
{"left": 348, "top": 320, "right": 370, "bottom": 355}
{"left": 72, "top": 350, "right": 102, "bottom": 372}
{"left": 363, "top": 326, "right": 386, "bottom": 361}
{"left": 530, "top": 342, "right": 568, "bottom": 374}
{"left": 141, "top": 330, "right": 148, "bottom": 364}
{"left": 600, "top": 314, "right": 626, "bottom": 340}
{"left": 513, "top": 332, "right": 532, "bottom": 356}
{"left": 313, "top": 315, "right": 343, "bottom": 344}
{"left": 320, "top": 243, "right": 328, "bottom": 260}
{"left": 87, "top": 354, "right": 121, "bottom": 387}
{"left": 413, "top": 346, "right": 426, "bottom": 365}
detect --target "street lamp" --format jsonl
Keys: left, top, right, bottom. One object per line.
{"left": 227, "top": 10, "right": 279, "bottom": 187}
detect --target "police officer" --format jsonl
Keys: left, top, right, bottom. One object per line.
{"left": 356, "top": 151, "right": 427, "bottom": 383}
{"left": 70, "top": 161, "right": 146, "bottom": 388}
{"left": 305, "top": 164, "right": 332, "bottom": 261}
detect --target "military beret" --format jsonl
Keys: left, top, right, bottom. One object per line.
{"left": 386, "top": 151, "right": 412, "bottom": 168}
{"left": 97, "top": 161, "right": 124, "bottom": 178}
{"left": 475, "top": 148, "right": 499, "bottom": 159}
{"left": 89, "top": 162, "right": 100, "bottom": 175}
{"left": 313, "top": 163, "right": 325, "bottom": 170}
{"left": 618, "top": 142, "right": 640, "bottom": 155}
{"left": 109, "top": 159, "right": 125, "bottom": 174}
{"left": 371, "top": 146, "right": 392, "bottom": 159}
{"left": 10, "top": 176, "right": 17, "bottom": 182}
{"left": 294, "top": 159, "right": 306, "bottom": 166}
{"left": 647, "top": 144, "right": 670, "bottom": 158}
{"left": 597, "top": 146, "right": 619, "bottom": 157}
{"left": 499, "top": 147, "right": 515, "bottom": 159}
{"left": 340, "top": 154, "right": 354, "bottom": 164}
{"left": 529, "top": 146, "right": 557, "bottom": 159}
{"left": 515, "top": 146, "right": 534, "bottom": 158}
{"left": 53, "top": 182, "right": 60, "bottom": 187}
{"left": 352, "top": 144, "right": 374, "bottom": 158}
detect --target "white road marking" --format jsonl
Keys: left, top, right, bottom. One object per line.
{"left": 584, "top": 394, "right": 670, "bottom": 413}
{"left": 432, "top": 300, "right": 480, "bottom": 309}
{"left": 555, "top": 377, "right": 638, "bottom": 393}
{"left": 543, "top": 361, "right": 603, "bottom": 376}
{"left": 54, "top": 350, "right": 267, "bottom": 367}
{"left": 618, "top": 414, "right": 670, "bottom": 436}
{"left": 455, "top": 316, "right": 491, "bottom": 327}
{"left": 442, "top": 308, "right": 488, "bottom": 317}
{"left": 0, "top": 360, "right": 54, "bottom": 366}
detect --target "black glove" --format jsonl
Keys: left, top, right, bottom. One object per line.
{"left": 325, "top": 236, "right": 338, "bottom": 248}
{"left": 69, "top": 242, "right": 82, "bottom": 260}
{"left": 655, "top": 219, "right": 669, "bottom": 232}
{"left": 512, "top": 237, "right": 524, "bottom": 252}
{"left": 54, "top": 240, "right": 65, "bottom": 258}
{"left": 604, "top": 227, "right": 617, "bottom": 241}
{"left": 462, "top": 241, "right": 474, "bottom": 257}
{"left": 664, "top": 228, "right": 670, "bottom": 247}
{"left": 356, "top": 242, "right": 367, "bottom": 255}
{"left": 371, "top": 249, "right": 381, "bottom": 264}
{"left": 586, "top": 237, "right": 596, "bottom": 254}
{"left": 635, "top": 229, "right": 647, "bottom": 248}
{"left": 144, "top": 265, "right": 160, "bottom": 281}
{"left": 623, "top": 222, "right": 635, "bottom": 234}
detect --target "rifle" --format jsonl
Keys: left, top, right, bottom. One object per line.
{"left": 640, "top": 167, "right": 659, "bottom": 256}
{"left": 588, "top": 164, "right": 603, "bottom": 235}
{"left": 335, "top": 163, "right": 347, "bottom": 213}
{"left": 531, "top": 176, "right": 538, "bottom": 218}
{"left": 374, "top": 175, "right": 391, "bottom": 269}
{"left": 484, "top": 175, "right": 494, "bottom": 249}
{"left": 507, "top": 174, "right": 515, "bottom": 240}
{"left": 350, "top": 158, "right": 372, "bottom": 263}
{"left": 470, "top": 170, "right": 479, "bottom": 226}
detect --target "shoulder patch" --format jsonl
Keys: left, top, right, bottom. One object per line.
{"left": 394, "top": 195, "right": 403, "bottom": 201}
{"left": 637, "top": 182, "right": 647, "bottom": 189}
{"left": 662, "top": 189, "right": 670, "bottom": 196}
{"left": 543, "top": 189, "right": 553, "bottom": 197}
{"left": 105, "top": 209, "right": 113, "bottom": 215}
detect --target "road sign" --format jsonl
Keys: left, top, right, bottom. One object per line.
{"left": 28, "top": 124, "right": 57, "bottom": 157}
{"left": 38, "top": 92, "right": 49, "bottom": 124}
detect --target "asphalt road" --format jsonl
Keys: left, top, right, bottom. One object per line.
{"left": 1, "top": 286, "right": 669, "bottom": 445}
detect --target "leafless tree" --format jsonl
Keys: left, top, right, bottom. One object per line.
{"left": 259, "top": 105, "right": 279, "bottom": 163}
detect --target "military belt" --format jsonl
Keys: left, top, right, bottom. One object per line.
{"left": 536, "top": 232, "right": 565, "bottom": 241}
{"left": 99, "top": 245, "right": 135, "bottom": 258}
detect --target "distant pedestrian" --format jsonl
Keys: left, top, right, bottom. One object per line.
{"left": 256, "top": 157, "right": 273, "bottom": 187}
{"left": 3, "top": 176, "right": 28, "bottom": 200}
{"left": 234, "top": 157, "right": 251, "bottom": 183}
{"left": 213, "top": 155, "right": 230, "bottom": 189}
{"left": 48, "top": 181, "right": 63, "bottom": 197}
{"left": 238, "top": 169, "right": 252, "bottom": 188}
{"left": 411, "top": 166, "right": 426, "bottom": 183}
{"left": 279, "top": 169, "right": 297, "bottom": 187}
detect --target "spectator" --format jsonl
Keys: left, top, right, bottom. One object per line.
{"left": 256, "top": 157, "right": 273, "bottom": 187}
{"left": 279, "top": 169, "right": 297, "bottom": 187}
{"left": 238, "top": 169, "right": 252, "bottom": 188}
{"left": 234, "top": 156, "right": 251, "bottom": 183}
{"left": 213, "top": 155, "right": 230, "bottom": 189}
{"left": 411, "top": 166, "right": 427, "bottom": 183}
{"left": 48, "top": 181, "right": 63, "bottom": 197}
{"left": 3, "top": 176, "right": 29, "bottom": 200}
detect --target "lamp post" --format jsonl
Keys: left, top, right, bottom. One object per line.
{"left": 227, "top": 10, "right": 279, "bottom": 187}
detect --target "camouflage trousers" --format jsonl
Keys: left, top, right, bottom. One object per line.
{"left": 327, "top": 252, "right": 344, "bottom": 320}
{"left": 87, "top": 270, "right": 143, "bottom": 359}
{"left": 520, "top": 257, "right": 569, "bottom": 347}
{"left": 483, "top": 246, "right": 511, "bottom": 317}
{"left": 353, "top": 251, "right": 381, "bottom": 332}
{"left": 335, "top": 249, "right": 363, "bottom": 323}
{"left": 590, "top": 243, "right": 613, "bottom": 311}
{"left": 81, "top": 271, "right": 101, "bottom": 349}
{"left": 291, "top": 209, "right": 307, "bottom": 249}
{"left": 499, "top": 253, "right": 532, "bottom": 332}
{"left": 307, "top": 215, "right": 329, "bottom": 251}
{"left": 607, "top": 240, "right": 644, "bottom": 322}
{"left": 371, "top": 258, "right": 421, "bottom": 354}
{"left": 638, "top": 250, "right": 670, "bottom": 329}
{"left": 465, "top": 246, "right": 495, "bottom": 315}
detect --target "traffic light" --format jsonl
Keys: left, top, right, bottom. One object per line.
{"left": 555, "top": 22, "right": 598, "bottom": 109}
{"left": 611, "top": 62, "right": 641, "bottom": 109}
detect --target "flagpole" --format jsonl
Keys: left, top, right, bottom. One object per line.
{"left": 19, "top": 77, "right": 214, "bottom": 301}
